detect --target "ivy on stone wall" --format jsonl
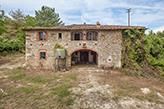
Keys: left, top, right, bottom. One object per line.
{"left": 122, "top": 28, "right": 164, "bottom": 79}
{"left": 54, "top": 44, "right": 68, "bottom": 56}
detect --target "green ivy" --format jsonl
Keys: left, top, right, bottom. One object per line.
{"left": 54, "top": 44, "right": 67, "bottom": 56}
{"left": 122, "top": 28, "right": 164, "bottom": 78}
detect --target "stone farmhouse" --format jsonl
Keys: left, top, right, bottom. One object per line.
{"left": 22, "top": 22, "right": 143, "bottom": 70}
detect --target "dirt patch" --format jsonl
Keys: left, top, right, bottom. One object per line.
{"left": 0, "top": 56, "right": 164, "bottom": 109}
{"left": 0, "top": 53, "right": 24, "bottom": 65}
{"left": 0, "top": 54, "right": 25, "bottom": 69}
{"left": 69, "top": 70, "right": 164, "bottom": 109}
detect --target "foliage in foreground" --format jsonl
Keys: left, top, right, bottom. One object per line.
{"left": 122, "top": 29, "right": 164, "bottom": 78}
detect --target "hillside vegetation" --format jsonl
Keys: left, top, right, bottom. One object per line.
{"left": 0, "top": 5, "right": 64, "bottom": 56}
{"left": 122, "top": 29, "right": 164, "bottom": 79}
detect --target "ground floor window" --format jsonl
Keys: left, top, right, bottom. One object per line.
{"left": 39, "top": 49, "right": 47, "bottom": 60}
{"left": 40, "top": 52, "right": 46, "bottom": 59}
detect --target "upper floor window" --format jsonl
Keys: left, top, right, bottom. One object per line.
{"left": 71, "top": 31, "right": 83, "bottom": 41}
{"left": 58, "top": 33, "right": 62, "bottom": 39}
{"left": 86, "top": 31, "right": 98, "bottom": 41}
{"left": 39, "top": 32, "right": 46, "bottom": 41}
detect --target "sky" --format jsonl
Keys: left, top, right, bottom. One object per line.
{"left": 1, "top": 0, "right": 164, "bottom": 33}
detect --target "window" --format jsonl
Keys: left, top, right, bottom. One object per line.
{"left": 39, "top": 49, "right": 47, "bottom": 60}
{"left": 58, "top": 33, "right": 62, "bottom": 39}
{"left": 71, "top": 31, "right": 83, "bottom": 41}
{"left": 39, "top": 32, "right": 46, "bottom": 41}
{"left": 75, "top": 33, "right": 80, "bottom": 40}
{"left": 40, "top": 52, "right": 46, "bottom": 59}
{"left": 86, "top": 31, "right": 98, "bottom": 41}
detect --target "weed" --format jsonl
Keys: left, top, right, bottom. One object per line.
{"left": 0, "top": 106, "right": 4, "bottom": 109}
{"left": 136, "top": 105, "right": 141, "bottom": 108}
{"left": 13, "top": 73, "right": 26, "bottom": 80}
{"left": 65, "top": 98, "right": 74, "bottom": 105}
{"left": 69, "top": 74, "right": 76, "bottom": 80}
{"left": 0, "top": 100, "right": 3, "bottom": 103}
{"left": 89, "top": 84, "right": 93, "bottom": 88}
{"left": 51, "top": 85, "right": 72, "bottom": 98}
{"left": 54, "top": 75, "right": 59, "bottom": 79}
{"left": 150, "top": 94, "right": 154, "bottom": 98}
{"left": 0, "top": 94, "right": 2, "bottom": 98}
{"left": 16, "top": 66, "right": 23, "bottom": 69}
{"left": 19, "top": 86, "right": 39, "bottom": 94}
{"left": 29, "top": 76, "right": 50, "bottom": 83}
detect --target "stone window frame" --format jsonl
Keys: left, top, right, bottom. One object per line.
{"left": 37, "top": 31, "right": 48, "bottom": 42}
{"left": 86, "top": 31, "right": 98, "bottom": 41}
{"left": 38, "top": 49, "right": 47, "bottom": 61}
{"left": 71, "top": 31, "right": 83, "bottom": 41}
{"left": 58, "top": 32, "right": 62, "bottom": 40}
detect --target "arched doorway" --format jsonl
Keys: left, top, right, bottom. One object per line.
{"left": 70, "top": 48, "right": 99, "bottom": 67}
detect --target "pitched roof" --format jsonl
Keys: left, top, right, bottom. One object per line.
{"left": 21, "top": 24, "right": 145, "bottom": 31}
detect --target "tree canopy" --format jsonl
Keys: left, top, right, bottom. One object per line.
{"left": 0, "top": 6, "right": 7, "bottom": 35}
{"left": 35, "top": 6, "right": 64, "bottom": 27}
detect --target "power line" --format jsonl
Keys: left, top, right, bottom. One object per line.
{"left": 111, "top": 14, "right": 125, "bottom": 25}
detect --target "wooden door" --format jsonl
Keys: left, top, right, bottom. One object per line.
{"left": 80, "top": 51, "right": 88, "bottom": 62}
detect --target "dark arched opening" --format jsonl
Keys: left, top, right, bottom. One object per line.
{"left": 71, "top": 49, "right": 99, "bottom": 67}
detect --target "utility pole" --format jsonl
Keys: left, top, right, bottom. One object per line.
{"left": 126, "top": 8, "right": 131, "bottom": 26}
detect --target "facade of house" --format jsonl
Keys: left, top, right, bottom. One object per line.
{"left": 22, "top": 22, "right": 143, "bottom": 69}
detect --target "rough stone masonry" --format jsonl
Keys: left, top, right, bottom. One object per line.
{"left": 22, "top": 22, "right": 144, "bottom": 70}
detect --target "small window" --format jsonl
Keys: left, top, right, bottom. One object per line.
{"left": 59, "top": 33, "right": 62, "bottom": 39}
{"left": 39, "top": 32, "right": 46, "bottom": 41}
{"left": 40, "top": 52, "right": 46, "bottom": 59}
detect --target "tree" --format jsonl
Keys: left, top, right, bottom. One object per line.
{"left": 22, "top": 15, "right": 39, "bottom": 27}
{"left": 35, "top": 6, "right": 64, "bottom": 27}
{"left": 0, "top": 6, "right": 7, "bottom": 35}
{"left": 8, "top": 9, "right": 24, "bottom": 29}
{"left": 5, "top": 9, "right": 24, "bottom": 39}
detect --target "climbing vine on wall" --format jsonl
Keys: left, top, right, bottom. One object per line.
{"left": 54, "top": 44, "right": 68, "bottom": 56}
{"left": 122, "top": 28, "right": 164, "bottom": 78}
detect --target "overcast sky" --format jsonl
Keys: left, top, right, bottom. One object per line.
{"left": 1, "top": 0, "right": 164, "bottom": 33}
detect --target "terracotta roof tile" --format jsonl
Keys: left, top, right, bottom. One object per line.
{"left": 21, "top": 24, "right": 145, "bottom": 31}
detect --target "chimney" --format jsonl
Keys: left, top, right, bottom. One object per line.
{"left": 97, "top": 21, "right": 100, "bottom": 25}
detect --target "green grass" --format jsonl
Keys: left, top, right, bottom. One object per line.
{"left": 19, "top": 86, "right": 39, "bottom": 94}
{"left": 0, "top": 106, "right": 4, "bottom": 109}
{"left": 29, "top": 76, "right": 51, "bottom": 83}
{"left": 51, "top": 85, "right": 72, "bottom": 98}
{"left": 51, "top": 84, "right": 74, "bottom": 105}
{"left": 13, "top": 73, "right": 26, "bottom": 80}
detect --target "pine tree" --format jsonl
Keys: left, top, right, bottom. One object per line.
{"left": 35, "top": 6, "right": 64, "bottom": 27}
{"left": 5, "top": 9, "right": 24, "bottom": 39}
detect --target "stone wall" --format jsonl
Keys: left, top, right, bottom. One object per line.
{"left": 25, "top": 30, "right": 122, "bottom": 69}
